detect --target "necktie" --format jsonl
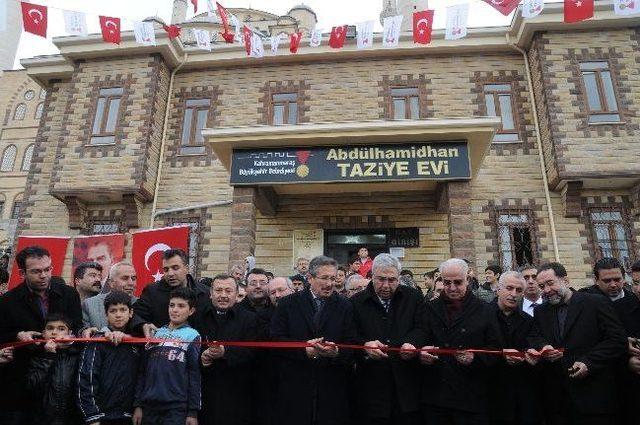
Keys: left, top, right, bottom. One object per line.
{"left": 313, "top": 298, "right": 324, "bottom": 329}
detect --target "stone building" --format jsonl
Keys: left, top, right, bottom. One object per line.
{"left": 13, "top": 1, "right": 640, "bottom": 287}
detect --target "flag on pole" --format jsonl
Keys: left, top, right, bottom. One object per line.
{"left": 356, "top": 20, "right": 374, "bottom": 49}
{"left": 191, "top": 0, "right": 198, "bottom": 13}
{"left": 329, "top": 25, "right": 348, "bottom": 49}
{"left": 564, "top": 0, "right": 594, "bottom": 22}
{"left": 413, "top": 10, "right": 434, "bottom": 44}
{"left": 614, "top": 0, "right": 640, "bottom": 15}
{"left": 250, "top": 32, "right": 264, "bottom": 58}
{"left": 99, "top": 16, "right": 121, "bottom": 44}
{"left": 216, "top": 2, "right": 235, "bottom": 42}
{"left": 523, "top": 0, "right": 544, "bottom": 18}
{"left": 134, "top": 21, "right": 156, "bottom": 45}
{"left": 445, "top": 4, "right": 469, "bottom": 40}
{"left": 383, "top": 15, "right": 403, "bottom": 48}
{"left": 289, "top": 32, "right": 301, "bottom": 53}
{"left": 243, "top": 25, "right": 252, "bottom": 55}
{"left": 193, "top": 28, "right": 211, "bottom": 51}
{"left": 310, "top": 28, "right": 322, "bottom": 47}
{"left": 271, "top": 33, "right": 283, "bottom": 54}
{"left": 163, "top": 24, "right": 181, "bottom": 39}
{"left": 21, "top": 1, "right": 48, "bottom": 38}
{"left": 63, "top": 10, "right": 88, "bottom": 36}
{"left": 483, "top": 0, "right": 521, "bottom": 16}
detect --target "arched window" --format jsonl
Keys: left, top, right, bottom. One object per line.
{"left": 35, "top": 103, "right": 44, "bottom": 120}
{"left": 14, "top": 103, "right": 26, "bottom": 120}
{"left": 1, "top": 145, "right": 17, "bottom": 171}
{"left": 11, "top": 193, "right": 23, "bottom": 220}
{"left": 22, "top": 144, "right": 34, "bottom": 171}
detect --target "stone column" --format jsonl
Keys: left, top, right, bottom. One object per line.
{"left": 229, "top": 187, "right": 257, "bottom": 264}
{"left": 446, "top": 181, "right": 475, "bottom": 263}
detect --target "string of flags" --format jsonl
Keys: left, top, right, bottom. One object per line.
{"left": 18, "top": 0, "right": 640, "bottom": 58}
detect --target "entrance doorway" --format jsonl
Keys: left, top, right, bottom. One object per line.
{"left": 324, "top": 230, "right": 389, "bottom": 266}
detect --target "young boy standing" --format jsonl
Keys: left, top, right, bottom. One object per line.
{"left": 26, "top": 313, "right": 82, "bottom": 425}
{"left": 78, "top": 291, "right": 140, "bottom": 425}
{"left": 133, "top": 287, "right": 201, "bottom": 425}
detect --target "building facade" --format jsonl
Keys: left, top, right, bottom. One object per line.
{"left": 14, "top": 1, "right": 640, "bottom": 286}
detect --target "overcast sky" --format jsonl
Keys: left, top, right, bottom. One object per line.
{"left": 11, "top": 0, "right": 516, "bottom": 68}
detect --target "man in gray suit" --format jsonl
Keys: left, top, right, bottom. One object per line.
{"left": 82, "top": 260, "right": 138, "bottom": 330}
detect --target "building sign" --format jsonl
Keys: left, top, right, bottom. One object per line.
{"left": 388, "top": 227, "right": 420, "bottom": 248}
{"left": 230, "top": 142, "right": 470, "bottom": 185}
{"left": 293, "top": 229, "right": 324, "bottom": 266}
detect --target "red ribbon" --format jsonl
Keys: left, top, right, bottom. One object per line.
{"left": 0, "top": 337, "right": 560, "bottom": 358}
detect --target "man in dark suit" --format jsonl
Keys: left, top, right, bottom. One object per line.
{"left": 527, "top": 262, "right": 626, "bottom": 425}
{"left": 580, "top": 257, "right": 640, "bottom": 425}
{"left": 419, "top": 258, "right": 501, "bottom": 425}
{"left": 490, "top": 271, "right": 542, "bottom": 425}
{"left": 192, "top": 273, "right": 258, "bottom": 425}
{"left": 351, "top": 253, "right": 426, "bottom": 425}
{"left": 270, "top": 255, "right": 357, "bottom": 425}
{"left": 0, "top": 246, "right": 82, "bottom": 425}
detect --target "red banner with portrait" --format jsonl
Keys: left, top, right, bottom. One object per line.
{"left": 72, "top": 234, "right": 125, "bottom": 288}
{"left": 8, "top": 236, "right": 71, "bottom": 290}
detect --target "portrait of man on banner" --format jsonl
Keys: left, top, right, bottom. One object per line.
{"left": 72, "top": 234, "right": 125, "bottom": 291}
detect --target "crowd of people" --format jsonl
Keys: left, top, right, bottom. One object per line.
{"left": 0, "top": 244, "right": 639, "bottom": 425}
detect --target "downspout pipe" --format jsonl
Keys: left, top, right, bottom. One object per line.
{"left": 508, "top": 35, "right": 561, "bottom": 262}
{"left": 150, "top": 52, "right": 188, "bottom": 228}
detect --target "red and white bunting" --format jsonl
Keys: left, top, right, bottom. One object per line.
{"left": 21, "top": 1, "right": 47, "bottom": 38}
{"left": 564, "top": 0, "right": 594, "bottom": 22}
{"left": 445, "top": 3, "right": 469, "bottom": 40}
{"left": 413, "top": 10, "right": 435, "bottom": 45}
{"left": 289, "top": 32, "right": 302, "bottom": 54}
{"left": 99, "top": 16, "right": 121, "bottom": 44}
{"left": 523, "top": 0, "right": 544, "bottom": 18}
{"left": 134, "top": 21, "right": 156, "bottom": 46}
{"left": 383, "top": 15, "right": 403, "bottom": 48}
{"left": 309, "top": 28, "right": 323, "bottom": 47}
{"left": 63, "top": 10, "right": 87, "bottom": 36}
{"left": 614, "top": 0, "right": 640, "bottom": 15}
{"left": 356, "top": 21, "right": 375, "bottom": 49}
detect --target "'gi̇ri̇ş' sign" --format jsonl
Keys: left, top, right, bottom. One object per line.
{"left": 230, "top": 141, "right": 470, "bottom": 185}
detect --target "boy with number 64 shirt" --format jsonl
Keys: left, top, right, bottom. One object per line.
{"left": 133, "top": 287, "right": 202, "bottom": 425}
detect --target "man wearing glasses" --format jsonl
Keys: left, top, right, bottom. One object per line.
{"left": 271, "top": 255, "right": 357, "bottom": 425}
{"left": 418, "top": 258, "right": 501, "bottom": 425}
{"left": 351, "top": 253, "right": 426, "bottom": 425}
{"left": 0, "top": 246, "right": 82, "bottom": 425}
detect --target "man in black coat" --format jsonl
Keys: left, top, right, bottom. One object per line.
{"left": 270, "top": 255, "right": 357, "bottom": 425}
{"left": 490, "top": 271, "right": 542, "bottom": 425}
{"left": 238, "top": 267, "right": 275, "bottom": 339}
{"left": 192, "top": 273, "right": 258, "bottom": 425}
{"left": 579, "top": 257, "right": 640, "bottom": 425}
{"left": 527, "top": 262, "right": 627, "bottom": 425}
{"left": 132, "top": 249, "right": 208, "bottom": 335}
{"left": 350, "top": 253, "right": 426, "bottom": 425}
{"left": 419, "top": 258, "right": 501, "bottom": 425}
{"left": 0, "top": 246, "right": 82, "bottom": 425}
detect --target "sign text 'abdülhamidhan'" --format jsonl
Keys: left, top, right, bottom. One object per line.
{"left": 230, "top": 142, "right": 470, "bottom": 185}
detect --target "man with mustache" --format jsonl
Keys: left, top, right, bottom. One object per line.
{"left": 489, "top": 271, "right": 542, "bottom": 425}
{"left": 527, "top": 262, "right": 626, "bottom": 425}
{"left": 351, "top": 253, "right": 426, "bottom": 425}
{"left": 271, "top": 255, "right": 357, "bottom": 425}
{"left": 192, "top": 273, "right": 258, "bottom": 425}
{"left": 419, "top": 258, "right": 501, "bottom": 425}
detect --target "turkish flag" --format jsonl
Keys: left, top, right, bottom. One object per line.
{"left": 329, "top": 25, "right": 348, "bottom": 49}
{"left": 99, "top": 16, "right": 121, "bottom": 44}
{"left": 290, "top": 31, "right": 302, "bottom": 53}
{"left": 413, "top": 10, "right": 434, "bottom": 44}
{"left": 8, "top": 236, "right": 71, "bottom": 290}
{"left": 131, "top": 226, "right": 190, "bottom": 295}
{"left": 243, "top": 25, "right": 252, "bottom": 56}
{"left": 191, "top": 0, "right": 198, "bottom": 13}
{"left": 21, "top": 2, "right": 47, "bottom": 38}
{"left": 564, "top": 0, "right": 594, "bottom": 22}
{"left": 483, "top": 0, "right": 521, "bottom": 16}
{"left": 216, "top": 2, "right": 234, "bottom": 43}
{"left": 163, "top": 24, "right": 181, "bottom": 39}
